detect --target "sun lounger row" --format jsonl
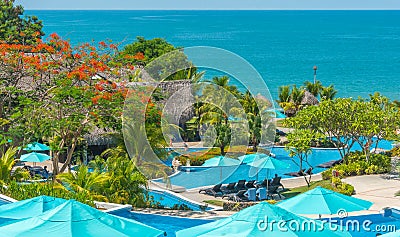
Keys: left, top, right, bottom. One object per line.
{"left": 198, "top": 176, "right": 285, "bottom": 201}
{"left": 284, "top": 167, "right": 313, "bottom": 177}
{"left": 316, "top": 159, "right": 343, "bottom": 168}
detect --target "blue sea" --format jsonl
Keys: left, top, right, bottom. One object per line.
{"left": 26, "top": 10, "right": 400, "bottom": 100}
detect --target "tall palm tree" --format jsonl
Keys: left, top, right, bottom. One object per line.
{"left": 304, "top": 80, "right": 322, "bottom": 97}
{"left": 57, "top": 165, "right": 109, "bottom": 197}
{"left": 291, "top": 85, "right": 305, "bottom": 111}
{"left": 0, "top": 146, "right": 30, "bottom": 183}
{"left": 319, "top": 85, "right": 337, "bottom": 101}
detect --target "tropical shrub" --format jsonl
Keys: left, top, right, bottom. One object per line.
{"left": 0, "top": 181, "right": 95, "bottom": 206}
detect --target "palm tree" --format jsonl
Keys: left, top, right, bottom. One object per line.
{"left": 57, "top": 165, "right": 109, "bottom": 198}
{"left": 102, "top": 148, "right": 148, "bottom": 205}
{"left": 304, "top": 80, "right": 322, "bottom": 97}
{"left": 0, "top": 147, "right": 29, "bottom": 183}
{"left": 291, "top": 85, "right": 305, "bottom": 111}
{"left": 319, "top": 85, "right": 337, "bottom": 101}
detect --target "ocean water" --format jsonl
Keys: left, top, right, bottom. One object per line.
{"left": 26, "top": 10, "right": 400, "bottom": 100}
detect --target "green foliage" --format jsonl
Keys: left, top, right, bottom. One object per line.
{"left": 0, "top": 181, "right": 95, "bottom": 206}
{"left": 284, "top": 97, "right": 400, "bottom": 160}
{"left": 0, "top": 146, "right": 29, "bottom": 183}
{"left": 103, "top": 148, "right": 148, "bottom": 205}
{"left": 286, "top": 129, "right": 323, "bottom": 171}
{"left": 57, "top": 165, "right": 109, "bottom": 201}
{"left": 322, "top": 152, "right": 391, "bottom": 180}
{"left": 319, "top": 85, "right": 337, "bottom": 101}
{"left": 0, "top": 0, "right": 44, "bottom": 45}
{"left": 389, "top": 146, "right": 400, "bottom": 157}
{"left": 280, "top": 179, "right": 355, "bottom": 197}
{"left": 120, "top": 36, "right": 196, "bottom": 81}
{"left": 304, "top": 80, "right": 322, "bottom": 97}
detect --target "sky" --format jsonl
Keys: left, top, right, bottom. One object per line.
{"left": 14, "top": 0, "right": 400, "bottom": 10}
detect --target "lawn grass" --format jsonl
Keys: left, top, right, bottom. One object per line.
{"left": 280, "top": 180, "right": 334, "bottom": 199}
{"left": 203, "top": 200, "right": 225, "bottom": 207}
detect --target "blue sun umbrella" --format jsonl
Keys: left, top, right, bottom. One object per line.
{"left": 276, "top": 186, "right": 373, "bottom": 215}
{"left": 248, "top": 156, "right": 290, "bottom": 184}
{"left": 379, "top": 231, "right": 400, "bottom": 236}
{"left": 202, "top": 156, "right": 240, "bottom": 182}
{"left": 23, "top": 142, "right": 50, "bottom": 151}
{"left": 0, "top": 199, "right": 165, "bottom": 237}
{"left": 176, "top": 202, "right": 351, "bottom": 237}
{"left": 238, "top": 153, "right": 268, "bottom": 164}
{"left": 20, "top": 152, "right": 51, "bottom": 163}
{"left": 0, "top": 196, "right": 66, "bottom": 226}
{"left": 202, "top": 156, "right": 240, "bottom": 167}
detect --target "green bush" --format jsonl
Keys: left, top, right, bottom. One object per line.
{"left": 325, "top": 152, "right": 391, "bottom": 179}
{"left": 389, "top": 147, "right": 400, "bottom": 157}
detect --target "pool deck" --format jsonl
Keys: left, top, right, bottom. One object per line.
{"left": 146, "top": 174, "right": 400, "bottom": 219}
{"left": 343, "top": 174, "right": 400, "bottom": 211}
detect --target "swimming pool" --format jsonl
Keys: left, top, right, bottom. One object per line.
{"left": 147, "top": 190, "right": 212, "bottom": 211}
{"left": 325, "top": 209, "right": 400, "bottom": 236}
{"left": 109, "top": 209, "right": 213, "bottom": 237}
{"left": 0, "top": 198, "right": 10, "bottom": 206}
{"left": 157, "top": 147, "right": 342, "bottom": 189}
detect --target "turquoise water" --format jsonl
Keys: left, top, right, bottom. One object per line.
{"left": 109, "top": 209, "right": 212, "bottom": 237}
{"left": 326, "top": 211, "right": 400, "bottom": 236}
{"left": 160, "top": 139, "right": 392, "bottom": 189}
{"left": 162, "top": 147, "right": 342, "bottom": 189}
{"left": 26, "top": 10, "right": 400, "bottom": 100}
{"left": 147, "top": 190, "right": 212, "bottom": 211}
{"left": 0, "top": 199, "right": 10, "bottom": 206}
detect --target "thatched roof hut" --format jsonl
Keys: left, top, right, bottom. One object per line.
{"left": 84, "top": 127, "right": 118, "bottom": 146}
{"left": 301, "top": 90, "right": 319, "bottom": 106}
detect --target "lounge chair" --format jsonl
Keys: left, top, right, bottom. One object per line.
{"left": 267, "top": 185, "right": 282, "bottom": 200}
{"left": 221, "top": 182, "right": 236, "bottom": 194}
{"left": 257, "top": 187, "right": 267, "bottom": 201}
{"left": 245, "top": 188, "right": 257, "bottom": 201}
{"left": 245, "top": 180, "right": 256, "bottom": 189}
{"left": 256, "top": 179, "right": 270, "bottom": 188}
{"left": 235, "top": 180, "right": 246, "bottom": 191}
{"left": 224, "top": 190, "right": 248, "bottom": 202}
{"left": 199, "top": 184, "right": 223, "bottom": 197}
{"left": 270, "top": 176, "right": 284, "bottom": 190}
{"left": 317, "top": 159, "right": 342, "bottom": 168}
{"left": 284, "top": 169, "right": 306, "bottom": 177}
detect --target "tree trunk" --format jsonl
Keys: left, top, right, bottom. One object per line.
{"left": 220, "top": 145, "right": 225, "bottom": 156}
{"left": 59, "top": 141, "right": 77, "bottom": 173}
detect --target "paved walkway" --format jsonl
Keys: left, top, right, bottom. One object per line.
{"left": 343, "top": 174, "right": 400, "bottom": 211}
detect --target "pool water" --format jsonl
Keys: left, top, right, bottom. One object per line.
{"left": 158, "top": 147, "right": 342, "bottom": 189}
{"left": 147, "top": 190, "right": 212, "bottom": 211}
{"left": 109, "top": 209, "right": 213, "bottom": 237}
{"left": 326, "top": 212, "right": 400, "bottom": 237}
{"left": 0, "top": 198, "right": 10, "bottom": 206}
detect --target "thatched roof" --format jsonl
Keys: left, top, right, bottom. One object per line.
{"left": 84, "top": 127, "right": 118, "bottom": 146}
{"left": 301, "top": 90, "right": 319, "bottom": 106}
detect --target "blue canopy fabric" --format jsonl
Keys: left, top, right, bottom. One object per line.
{"left": 0, "top": 196, "right": 66, "bottom": 225}
{"left": 238, "top": 153, "right": 267, "bottom": 164}
{"left": 379, "top": 231, "right": 400, "bottom": 236}
{"left": 0, "top": 199, "right": 165, "bottom": 237}
{"left": 176, "top": 202, "right": 351, "bottom": 237}
{"left": 20, "top": 152, "right": 51, "bottom": 163}
{"left": 23, "top": 142, "right": 50, "bottom": 151}
{"left": 202, "top": 156, "right": 240, "bottom": 167}
{"left": 276, "top": 186, "right": 373, "bottom": 215}
{"left": 248, "top": 156, "right": 290, "bottom": 170}
{"left": 247, "top": 156, "right": 290, "bottom": 182}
